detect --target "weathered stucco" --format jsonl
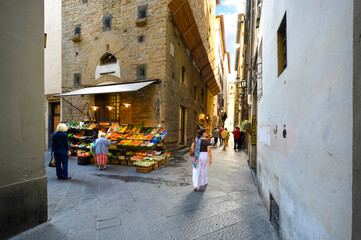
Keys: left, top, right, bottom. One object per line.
{"left": 257, "top": 0, "right": 353, "bottom": 239}
{"left": 353, "top": 0, "right": 361, "bottom": 239}
{"left": 0, "top": 0, "right": 47, "bottom": 238}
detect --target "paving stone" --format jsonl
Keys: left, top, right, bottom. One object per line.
{"left": 68, "top": 230, "right": 97, "bottom": 240}
{"left": 145, "top": 232, "right": 175, "bottom": 240}
{"left": 169, "top": 212, "right": 242, "bottom": 240}
{"left": 97, "top": 225, "right": 125, "bottom": 240}
{"left": 12, "top": 148, "right": 277, "bottom": 240}
{"left": 97, "top": 218, "right": 122, "bottom": 230}
{"left": 147, "top": 214, "right": 189, "bottom": 235}
{"left": 196, "top": 223, "right": 252, "bottom": 240}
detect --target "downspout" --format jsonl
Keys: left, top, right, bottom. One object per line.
{"left": 247, "top": 0, "right": 254, "bottom": 101}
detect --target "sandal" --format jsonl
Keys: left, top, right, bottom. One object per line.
{"left": 194, "top": 188, "right": 198, "bottom": 192}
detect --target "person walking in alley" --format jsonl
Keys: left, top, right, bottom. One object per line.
{"left": 221, "top": 128, "right": 230, "bottom": 150}
{"left": 233, "top": 127, "right": 241, "bottom": 151}
{"left": 219, "top": 127, "right": 224, "bottom": 146}
{"left": 212, "top": 128, "right": 219, "bottom": 148}
{"left": 191, "top": 129, "right": 212, "bottom": 191}
{"left": 52, "top": 123, "right": 71, "bottom": 180}
{"left": 95, "top": 132, "right": 111, "bottom": 170}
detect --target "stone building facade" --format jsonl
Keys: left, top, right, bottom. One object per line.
{"left": 61, "top": 0, "right": 220, "bottom": 150}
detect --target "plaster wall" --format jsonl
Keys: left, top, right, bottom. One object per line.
{"left": 0, "top": 0, "right": 47, "bottom": 238}
{"left": 257, "top": 0, "right": 353, "bottom": 239}
{"left": 353, "top": 0, "right": 361, "bottom": 238}
{"left": 44, "top": 0, "right": 62, "bottom": 149}
{"left": 44, "top": 0, "right": 62, "bottom": 95}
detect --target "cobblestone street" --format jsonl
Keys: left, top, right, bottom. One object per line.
{"left": 11, "top": 144, "right": 278, "bottom": 240}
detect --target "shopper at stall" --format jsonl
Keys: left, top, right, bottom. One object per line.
{"left": 191, "top": 128, "right": 212, "bottom": 191}
{"left": 95, "top": 132, "right": 111, "bottom": 170}
{"left": 221, "top": 128, "right": 230, "bottom": 150}
{"left": 52, "top": 123, "right": 71, "bottom": 180}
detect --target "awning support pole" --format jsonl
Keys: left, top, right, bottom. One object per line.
{"left": 136, "top": 90, "right": 160, "bottom": 114}
{"left": 59, "top": 96, "right": 87, "bottom": 116}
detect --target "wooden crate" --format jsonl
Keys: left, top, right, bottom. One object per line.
{"left": 164, "top": 157, "right": 169, "bottom": 164}
{"left": 136, "top": 165, "right": 153, "bottom": 173}
{"left": 153, "top": 162, "right": 158, "bottom": 170}
{"left": 158, "top": 158, "right": 165, "bottom": 166}
{"left": 128, "top": 159, "right": 136, "bottom": 166}
{"left": 111, "top": 159, "right": 120, "bottom": 165}
{"left": 120, "top": 159, "right": 128, "bottom": 166}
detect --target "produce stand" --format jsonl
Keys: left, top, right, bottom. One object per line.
{"left": 65, "top": 122, "right": 97, "bottom": 164}
{"left": 64, "top": 121, "right": 171, "bottom": 172}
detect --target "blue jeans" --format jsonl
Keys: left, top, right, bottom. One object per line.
{"left": 54, "top": 149, "right": 68, "bottom": 179}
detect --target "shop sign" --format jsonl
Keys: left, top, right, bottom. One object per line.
{"left": 251, "top": 115, "right": 257, "bottom": 145}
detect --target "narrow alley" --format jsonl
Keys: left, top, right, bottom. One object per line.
{"left": 12, "top": 145, "right": 277, "bottom": 240}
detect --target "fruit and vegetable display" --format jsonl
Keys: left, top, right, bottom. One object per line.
{"left": 63, "top": 121, "right": 170, "bottom": 172}
{"left": 105, "top": 124, "right": 167, "bottom": 150}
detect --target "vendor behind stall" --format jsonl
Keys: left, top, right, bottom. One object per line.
{"left": 95, "top": 132, "right": 110, "bottom": 170}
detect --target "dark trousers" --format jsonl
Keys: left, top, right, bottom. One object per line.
{"left": 234, "top": 138, "right": 241, "bottom": 150}
{"left": 54, "top": 149, "right": 69, "bottom": 179}
{"left": 219, "top": 137, "right": 223, "bottom": 146}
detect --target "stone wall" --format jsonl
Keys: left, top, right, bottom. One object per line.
{"left": 62, "top": 0, "right": 215, "bottom": 150}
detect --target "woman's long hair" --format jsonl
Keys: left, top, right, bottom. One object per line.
{"left": 197, "top": 128, "right": 206, "bottom": 139}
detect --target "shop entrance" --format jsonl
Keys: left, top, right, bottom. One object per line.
{"left": 49, "top": 102, "right": 60, "bottom": 148}
{"left": 95, "top": 94, "right": 108, "bottom": 122}
{"left": 179, "top": 106, "right": 186, "bottom": 145}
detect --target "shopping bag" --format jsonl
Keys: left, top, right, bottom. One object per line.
{"left": 48, "top": 155, "right": 56, "bottom": 167}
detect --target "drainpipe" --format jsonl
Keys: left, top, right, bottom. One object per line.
{"left": 247, "top": 0, "right": 254, "bottom": 100}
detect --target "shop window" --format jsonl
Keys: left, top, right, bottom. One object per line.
{"left": 136, "top": 64, "right": 147, "bottom": 80}
{"left": 138, "top": 35, "right": 145, "bottom": 43}
{"left": 103, "top": 15, "right": 112, "bottom": 31}
{"left": 181, "top": 66, "right": 186, "bottom": 83}
{"left": 73, "top": 73, "right": 81, "bottom": 86}
{"left": 138, "top": 4, "right": 148, "bottom": 19}
{"left": 109, "top": 93, "right": 121, "bottom": 122}
{"left": 277, "top": 13, "right": 287, "bottom": 76}
{"left": 74, "top": 24, "right": 81, "bottom": 35}
{"left": 100, "top": 53, "right": 117, "bottom": 65}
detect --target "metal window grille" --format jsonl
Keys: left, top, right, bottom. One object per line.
{"left": 73, "top": 73, "right": 81, "bottom": 86}
{"left": 74, "top": 24, "right": 81, "bottom": 35}
{"left": 136, "top": 64, "right": 147, "bottom": 80}
{"left": 138, "top": 35, "right": 145, "bottom": 43}
{"left": 103, "top": 15, "right": 112, "bottom": 31}
{"left": 138, "top": 5, "right": 148, "bottom": 19}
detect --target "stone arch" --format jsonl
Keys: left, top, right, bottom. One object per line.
{"left": 95, "top": 53, "right": 120, "bottom": 80}
{"left": 86, "top": 32, "right": 129, "bottom": 84}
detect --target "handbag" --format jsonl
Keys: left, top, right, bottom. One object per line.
{"left": 189, "top": 142, "right": 194, "bottom": 157}
{"left": 48, "top": 153, "right": 56, "bottom": 167}
{"left": 189, "top": 148, "right": 194, "bottom": 157}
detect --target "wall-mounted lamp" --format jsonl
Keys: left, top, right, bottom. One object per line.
{"left": 123, "top": 103, "right": 132, "bottom": 108}
{"left": 106, "top": 106, "right": 114, "bottom": 111}
{"left": 91, "top": 106, "right": 99, "bottom": 111}
{"left": 241, "top": 79, "right": 247, "bottom": 87}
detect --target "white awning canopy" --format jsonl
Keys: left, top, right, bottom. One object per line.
{"left": 58, "top": 80, "right": 157, "bottom": 96}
